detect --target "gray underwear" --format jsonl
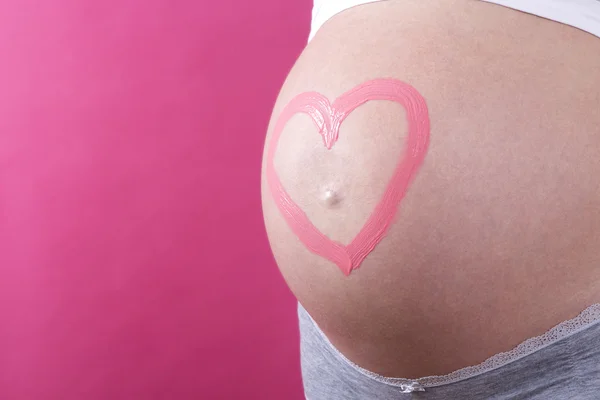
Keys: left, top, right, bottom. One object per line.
{"left": 299, "top": 303, "right": 600, "bottom": 399}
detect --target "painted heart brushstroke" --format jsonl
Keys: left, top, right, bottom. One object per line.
{"left": 266, "top": 79, "right": 430, "bottom": 276}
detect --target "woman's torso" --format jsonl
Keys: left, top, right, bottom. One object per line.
{"left": 261, "top": 0, "right": 600, "bottom": 378}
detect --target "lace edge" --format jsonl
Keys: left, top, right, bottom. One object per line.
{"left": 305, "top": 303, "right": 600, "bottom": 388}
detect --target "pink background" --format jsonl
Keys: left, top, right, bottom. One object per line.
{"left": 0, "top": 1, "right": 310, "bottom": 399}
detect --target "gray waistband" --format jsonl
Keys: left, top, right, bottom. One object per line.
{"left": 299, "top": 302, "right": 600, "bottom": 399}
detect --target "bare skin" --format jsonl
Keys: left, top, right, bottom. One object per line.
{"left": 261, "top": 0, "right": 600, "bottom": 378}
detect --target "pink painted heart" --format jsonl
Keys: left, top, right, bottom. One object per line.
{"left": 266, "top": 79, "right": 430, "bottom": 276}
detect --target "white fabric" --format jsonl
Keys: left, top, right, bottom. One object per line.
{"left": 309, "top": 0, "right": 600, "bottom": 41}
{"left": 310, "top": 0, "right": 383, "bottom": 41}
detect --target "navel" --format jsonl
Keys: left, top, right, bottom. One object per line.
{"left": 321, "top": 188, "right": 342, "bottom": 208}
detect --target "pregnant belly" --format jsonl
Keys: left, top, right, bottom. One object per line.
{"left": 261, "top": 0, "right": 600, "bottom": 378}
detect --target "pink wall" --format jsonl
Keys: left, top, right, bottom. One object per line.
{"left": 0, "top": 1, "right": 310, "bottom": 399}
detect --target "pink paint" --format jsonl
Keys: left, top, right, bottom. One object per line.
{"left": 266, "top": 79, "right": 430, "bottom": 276}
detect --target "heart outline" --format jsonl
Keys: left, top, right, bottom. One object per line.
{"left": 266, "top": 79, "right": 430, "bottom": 276}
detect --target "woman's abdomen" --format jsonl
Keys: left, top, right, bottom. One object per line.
{"left": 261, "top": 0, "right": 600, "bottom": 378}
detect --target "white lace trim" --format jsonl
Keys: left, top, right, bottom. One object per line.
{"left": 307, "top": 303, "right": 600, "bottom": 388}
